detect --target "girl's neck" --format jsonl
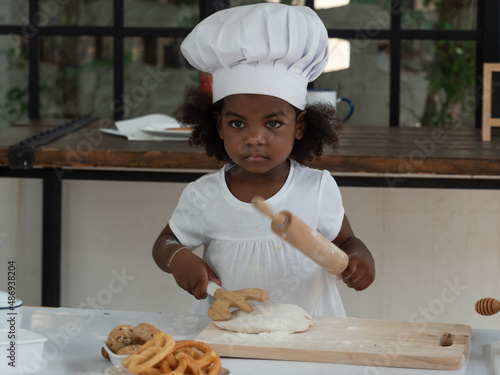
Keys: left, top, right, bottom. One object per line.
{"left": 226, "top": 160, "right": 291, "bottom": 203}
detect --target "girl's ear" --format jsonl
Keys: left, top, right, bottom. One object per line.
{"left": 214, "top": 111, "right": 223, "bottom": 139}
{"left": 295, "top": 110, "right": 307, "bottom": 140}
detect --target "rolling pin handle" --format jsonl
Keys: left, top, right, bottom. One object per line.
{"left": 251, "top": 196, "right": 276, "bottom": 218}
{"left": 252, "top": 197, "right": 289, "bottom": 230}
{"left": 207, "top": 281, "right": 222, "bottom": 297}
{"left": 273, "top": 215, "right": 289, "bottom": 230}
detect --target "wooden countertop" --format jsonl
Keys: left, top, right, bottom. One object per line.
{"left": 1, "top": 120, "right": 500, "bottom": 177}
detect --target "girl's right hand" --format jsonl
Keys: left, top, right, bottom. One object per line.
{"left": 169, "top": 248, "right": 221, "bottom": 299}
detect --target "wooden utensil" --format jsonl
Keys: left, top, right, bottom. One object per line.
{"left": 252, "top": 196, "right": 349, "bottom": 275}
{"left": 475, "top": 297, "right": 500, "bottom": 316}
{"left": 206, "top": 281, "right": 269, "bottom": 321}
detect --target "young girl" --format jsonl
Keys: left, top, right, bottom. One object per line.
{"left": 153, "top": 3, "right": 375, "bottom": 317}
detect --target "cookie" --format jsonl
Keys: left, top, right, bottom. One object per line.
{"left": 101, "top": 346, "right": 110, "bottom": 360}
{"left": 106, "top": 325, "right": 135, "bottom": 353}
{"left": 134, "top": 323, "right": 160, "bottom": 344}
{"left": 117, "top": 344, "right": 142, "bottom": 356}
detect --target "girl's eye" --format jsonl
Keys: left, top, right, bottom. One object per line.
{"left": 229, "top": 121, "right": 245, "bottom": 129}
{"left": 266, "top": 120, "right": 282, "bottom": 129}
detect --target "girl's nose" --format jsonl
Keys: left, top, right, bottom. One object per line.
{"left": 245, "top": 127, "right": 266, "bottom": 145}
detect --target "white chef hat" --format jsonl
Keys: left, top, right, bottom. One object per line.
{"left": 180, "top": 3, "right": 329, "bottom": 110}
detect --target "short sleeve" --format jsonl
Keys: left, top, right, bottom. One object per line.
{"left": 317, "top": 171, "right": 345, "bottom": 241}
{"left": 169, "top": 182, "right": 209, "bottom": 250}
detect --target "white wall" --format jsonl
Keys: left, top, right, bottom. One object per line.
{"left": 0, "top": 177, "right": 499, "bottom": 330}
{"left": 0, "top": 178, "right": 42, "bottom": 304}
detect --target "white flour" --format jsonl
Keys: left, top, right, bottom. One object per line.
{"left": 236, "top": 331, "right": 295, "bottom": 342}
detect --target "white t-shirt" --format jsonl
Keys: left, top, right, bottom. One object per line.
{"left": 169, "top": 160, "right": 346, "bottom": 317}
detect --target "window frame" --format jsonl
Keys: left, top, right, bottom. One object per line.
{"left": 0, "top": 0, "right": 497, "bottom": 127}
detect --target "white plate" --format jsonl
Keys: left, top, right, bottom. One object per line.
{"left": 105, "top": 365, "right": 231, "bottom": 375}
{"left": 104, "top": 366, "right": 132, "bottom": 375}
{"left": 140, "top": 126, "right": 192, "bottom": 139}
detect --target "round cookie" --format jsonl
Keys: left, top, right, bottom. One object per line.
{"left": 117, "top": 344, "right": 142, "bottom": 355}
{"left": 134, "top": 323, "right": 160, "bottom": 344}
{"left": 101, "top": 346, "right": 110, "bottom": 360}
{"left": 106, "top": 325, "right": 135, "bottom": 353}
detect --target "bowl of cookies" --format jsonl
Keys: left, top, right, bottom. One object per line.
{"left": 101, "top": 323, "right": 224, "bottom": 374}
{"left": 101, "top": 323, "right": 159, "bottom": 367}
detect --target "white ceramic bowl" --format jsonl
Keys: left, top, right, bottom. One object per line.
{"left": 102, "top": 342, "right": 128, "bottom": 368}
{"left": 0, "top": 329, "right": 47, "bottom": 375}
{"left": 0, "top": 291, "right": 22, "bottom": 332}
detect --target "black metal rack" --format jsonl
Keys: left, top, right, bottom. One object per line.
{"left": 0, "top": 0, "right": 497, "bottom": 125}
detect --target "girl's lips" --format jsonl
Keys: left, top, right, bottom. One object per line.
{"left": 244, "top": 154, "right": 268, "bottom": 162}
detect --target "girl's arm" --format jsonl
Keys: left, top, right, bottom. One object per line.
{"left": 152, "top": 224, "right": 221, "bottom": 299}
{"left": 333, "top": 215, "right": 375, "bottom": 291}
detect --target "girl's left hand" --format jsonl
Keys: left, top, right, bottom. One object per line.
{"left": 338, "top": 240, "right": 375, "bottom": 291}
{"left": 333, "top": 216, "right": 375, "bottom": 291}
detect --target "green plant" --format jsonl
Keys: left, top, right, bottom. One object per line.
{"left": 0, "top": 46, "right": 29, "bottom": 124}
{"left": 405, "top": 0, "right": 476, "bottom": 127}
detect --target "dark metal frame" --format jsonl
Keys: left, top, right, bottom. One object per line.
{"left": 0, "top": 0, "right": 498, "bottom": 126}
{"left": 317, "top": 0, "right": 500, "bottom": 127}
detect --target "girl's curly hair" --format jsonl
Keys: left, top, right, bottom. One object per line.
{"left": 176, "top": 86, "right": 343, "bottom": 164}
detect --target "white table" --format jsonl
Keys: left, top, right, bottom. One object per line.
{"left": 19, "top": 307, "right": 500, "bottom": 375}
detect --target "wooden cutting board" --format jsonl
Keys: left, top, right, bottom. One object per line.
{"left": 196, "top": 317, "right": 471, "bottom": 370}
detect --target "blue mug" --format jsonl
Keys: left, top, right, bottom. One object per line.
{"left": 306, "top": 89, "right": 354, "bottom": 122}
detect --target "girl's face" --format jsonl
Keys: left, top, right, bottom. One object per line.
{"left": 215, "top": 94, "right": 306, "bottom": 176}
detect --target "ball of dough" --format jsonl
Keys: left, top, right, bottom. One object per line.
{"left": 117, "top": 344, "right": 142, "bottom": 355}
{"left": 106, "top": 325, "right": 135, "bottom": 353}
{"left": 213, "top": 303, "right": 313, "bottom": 334}
{"left": 134, "top": 323, "right": 160, "bottom": 344}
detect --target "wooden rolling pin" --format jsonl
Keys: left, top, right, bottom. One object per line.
{"left": 252, "top": 196, "right": 348, "bottom": 275}
{"left": 475, "top": 297, "right": 500, "bottom": 316}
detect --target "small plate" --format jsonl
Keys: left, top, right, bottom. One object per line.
{"left": 105, "top": 365, "right": 230, "bottom": 375}
{"left": 104, "top": 366, "right": 132, "bottom": 375}
{"left": 140, "top": 126, "right": 192, "bottom": 139}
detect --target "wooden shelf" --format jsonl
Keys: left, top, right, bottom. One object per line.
{"left": 2, "top": 121, "right": 500, "bottom": 177}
